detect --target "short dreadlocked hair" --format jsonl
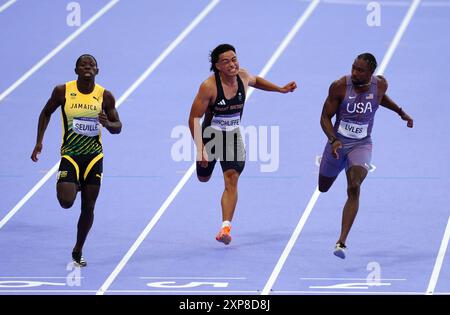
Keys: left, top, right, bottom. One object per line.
{"left": 357, "top": 53, "right": 377, "bottom": 72}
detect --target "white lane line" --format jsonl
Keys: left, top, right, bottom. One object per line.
{"left": 422, "top": 1, "right": 450, "bottom": 7}
{"left": 298, "top": 0, "right": 449, "bottom": 8}
{"left": 0, "top": 0, "right": 119, "bottom": 103}
{"left": 427, "top": 216, "right": 450, "bottom": 295}
{"left": 0, "top": 0, "right": 17, "bottom": 12}
{"left": 114, "top": 0, "right": 220, "bottom": 107}
{"left": 300, "top": 277, "right": 406, "bottom": 281}
{"left": 0, "top": 0, "right": 220, "bottom": 230}
{"left": 96, "top": 163, "right": 195, "bottom": 295}
{"left": 0, "top": 277, "right": 83, "bottom": 279}
{"left": 248, "top": 0, "right": 320, "bottom": 92}
{"left": 107, "top": 290, "right": 259, "bottom": 293}
{"left": 139, "top": 277, "right": 246, "bottom": 280}
{"left": 261, "top": 0, "right": 421, "bottom": 295}
{"left": 298, "top": 0, "right": 450, "bottom": 8}
{"left": 261, "top": 188, "right": 320, "bottom": 295}
{"left": 376, "top": 0, "right": 421, "bottom": 75}
{"left": 0, "top": 290, "right": 260, "bottom": 293}
{"left": 295, "top": 0, "right": 403, "bottom": 7}
{"left": 0, "top": 163, "right": 59, "bottom": 230}
{"left": 0, "top": 290, "right": 98, "bottom": 293}
{"left": 96, "top": 0, "right": 318, "bottom": 296}
{"left": 323, "top": 0, "right": 409, "bottom": 6}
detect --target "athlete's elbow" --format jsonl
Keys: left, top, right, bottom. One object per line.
{"left": 111, "top": 123, "right": 122, "bottom": 134}
{"left": 189, "top": 115, "right": 202, "bottom": 129}
{"left": 41, "top": 108, "right": 52, "bottom": 120}
{"left": 320, "top": 116, "right": 326, "bottom": 128}
{"left": 320, "top": 113, "right": 332, "bottom": 126}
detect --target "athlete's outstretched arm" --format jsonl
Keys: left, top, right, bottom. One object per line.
{"left": 189, "top": 81, "right": 213, "bottom": 165}
{"left": 31, "top": 85, "right": 65, "bottom": 162}
{"left": 253, "top": 77, "right": 297, "bottom": 93}
{"left": 380, "top": 94, "right": 414, "bottom": 128}
{"left": 320, "top": 80, "right": 344, "bottom": 159}
{"left": 99, "top": 90, "right": 122, "bottom": 134}
{"left": 244, "top": 69, "right": 297, "bottom": 93}
{"left": 377, "top": 75, "right": 413, "bottom": 128}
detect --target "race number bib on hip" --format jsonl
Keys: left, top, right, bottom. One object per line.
{"left": 211, "top": 113, "right": 241, "bottom": 131}
{"left": 73, "top": 117, "right": 100, "bottom": 137}
{"left": 337, "top": 120, "right": 368, "bottom": 139}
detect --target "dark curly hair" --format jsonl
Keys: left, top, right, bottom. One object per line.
{"left": 209, "top": 44, "right": 236, "bottom": 73}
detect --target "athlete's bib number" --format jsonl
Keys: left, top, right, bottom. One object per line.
{"left": 73, "top": 117, "right": 100, "bottom": 137}
{"left": 338, "top": 120, "right": 368, "bottom": 139}
{"left": 211, "top": 114, "right": 240, "bottom": 131}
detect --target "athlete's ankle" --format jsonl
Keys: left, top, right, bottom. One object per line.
{"left": 221, "top": 220, "right": 231, "bottom": 229}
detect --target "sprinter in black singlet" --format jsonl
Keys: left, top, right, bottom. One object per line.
{"left": 189, "top": 44, "right": 297, "bottom": 245}
{"left": 31, "top": 55, "right": 122, "bottom": 267}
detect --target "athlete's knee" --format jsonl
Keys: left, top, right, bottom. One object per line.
{"left": 347, "top": 181, "right": 361, "bottom": 198}
{"left": 57, "top": 183, "right": 77, "bottom": 208}
{"left": 58, "top": 196, "right": 75, "bottom": 209}
{"left": 198, "top": 175, "right": 211, "bottom": 182}
{"left": 318, "top": 184, "right": 330, "bottom": 193}
{"left": 318, "top": 175, "right": 335, "bottom": 193}
{"left": 224, "top": 171, "right": 239, "bottom": 190}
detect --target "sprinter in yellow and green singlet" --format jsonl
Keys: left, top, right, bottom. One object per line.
{"left": 31, "top": 54, "right": 122, "bottom": 267}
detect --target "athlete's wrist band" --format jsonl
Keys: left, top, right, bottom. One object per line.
{"left": 398, "top": 107, "right": 404, "bottom": 116}
{"left": 328, "top": 136, "right": 337, "bottom": 145}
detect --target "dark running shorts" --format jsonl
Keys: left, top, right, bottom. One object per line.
{"left": 196, "top": 128, "right": 246, "bottom": 178}
{"left": 57, "top": 153, "right": 103, "bottom": 186}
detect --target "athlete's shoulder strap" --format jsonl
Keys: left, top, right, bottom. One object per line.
{"left": 214, "top": 72, "right": 224, "bottom": 102}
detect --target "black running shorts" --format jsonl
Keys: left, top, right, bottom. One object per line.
{"left": 57, "top": 153, "right": 103, "bottom": 186}
{"left": 196, "top": 128, "right": 245, "bottom": 178}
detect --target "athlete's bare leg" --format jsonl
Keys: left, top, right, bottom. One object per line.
{"left": 73, "top": 184, "right": 100, "bottom": 253}
{"left": 221, "top": 169, "right": 240, "bottom": 222}
{"left": 337, "top": 165, "right": 368, "bottom": 245}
